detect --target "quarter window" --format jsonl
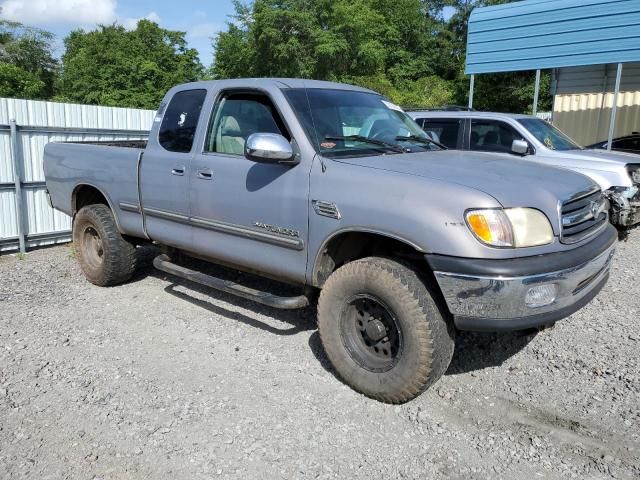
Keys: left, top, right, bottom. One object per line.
{"left": 158, "top": 89, "right": 207, "bottom": 153}
{"left": 205, "top": 93, "right": 289, "bottom": 155}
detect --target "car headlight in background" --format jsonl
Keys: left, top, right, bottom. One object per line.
{"left": 465, "top": 208, "right": 554, "bottom": 248}
{"left": 627, "top": 164, "right": 640, "bottom": 184}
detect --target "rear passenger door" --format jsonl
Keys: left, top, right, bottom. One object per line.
{"left": 469, "top": 119, "right": 528, "bottom": 155}
{"left": 416, "top": 118, "right": 464, "bottom": 149}
{"left": 140, "top": 88, "right": 207, "bottom": 249}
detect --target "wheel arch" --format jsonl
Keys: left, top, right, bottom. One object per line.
{"left": 72, "top": 183, "right": 123, "bottom": 232}
{"left": 311, "top": 229, "right": 427, "bottom": 288}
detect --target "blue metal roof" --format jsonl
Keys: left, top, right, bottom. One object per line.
{"left": 465, "top": 0, "right": 640, "bottom": 74}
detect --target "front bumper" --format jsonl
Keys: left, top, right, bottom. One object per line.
{"left": 426, "top": 225, "right": 617, "bottom": 332}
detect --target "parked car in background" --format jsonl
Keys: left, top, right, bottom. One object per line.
{"left": 45, "top": 79, "right": 617, "bottom": 404}
{"left": 588, "top": 132, "right": 640, "bottom": 155}
{"left": 408, "top": 110, "right": 640, "bottom": 230}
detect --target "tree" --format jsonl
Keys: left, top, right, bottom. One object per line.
{"left": 211, "top": 0, "right": 551, "bottom": 113}
{"left": 210, "top": 0, "right": 455, "bottom": 108}
{"left": 58, "top": 20, "right": 203, "bottom": 109}
{"left": 0, "top": 16, "right": 57, "bottom": 99}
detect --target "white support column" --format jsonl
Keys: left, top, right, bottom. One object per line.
{"left": 532, "top": 69, "right": 541, "bottom": 116}
{"left": 607, "top": 63, "right": 623, "bottom": 151}
{"left": 468, "top": 74, "right": 475, "bottom": 109}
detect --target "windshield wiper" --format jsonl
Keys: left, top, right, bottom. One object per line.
{"left": 395, "top": 135, "right": 447, "bottom": 150}
{"left": 324, "top": 135, "right": 405, "bottom": 153}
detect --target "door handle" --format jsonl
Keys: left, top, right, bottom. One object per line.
{"left": 197, "top": 168, "right": 213, "bottom": 180}
{"left": 171, "top": 166, "right": 185, "bottom": 176}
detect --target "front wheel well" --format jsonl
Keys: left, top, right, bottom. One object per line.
{"left": 313, "top": 231, "right": 426, "bottom": 287}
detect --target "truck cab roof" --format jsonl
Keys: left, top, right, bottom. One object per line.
{"left": 169, "top": 78, "right": 377, "bottom": 94}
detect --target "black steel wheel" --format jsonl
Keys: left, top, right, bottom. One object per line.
{"left": 340, "top": 295, "right": 403, "bottom": 373}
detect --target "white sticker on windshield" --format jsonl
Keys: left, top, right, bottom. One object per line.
{"left": 382, "top": 100, "right": 404, "bottom": 112}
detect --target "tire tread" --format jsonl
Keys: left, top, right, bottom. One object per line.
{"left": 73, "top": 204, "right": 136, "bottom": 286}
{"left": 318, "top": 256, "right": 454, "bottom": 404}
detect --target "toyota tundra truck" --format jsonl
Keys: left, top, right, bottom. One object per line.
{"left": 44, "top": 79, "right": 617, "bottom": 404}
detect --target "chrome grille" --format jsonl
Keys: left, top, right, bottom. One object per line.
{"left": 561, "top": 189, "right": 608, "bottom": 244}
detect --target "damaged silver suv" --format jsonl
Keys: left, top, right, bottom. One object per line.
{"left": 408, "top": 110, "right": 640, "bottom": 231}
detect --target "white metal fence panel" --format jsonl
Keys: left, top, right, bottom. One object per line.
{"left": 0, "top": 98, "right": 155, "bottom": 253}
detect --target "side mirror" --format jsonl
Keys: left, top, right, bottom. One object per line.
{"left": 511, "top": 139, "right": 529, "bottom": 155}
{"left": 245, "top": 133, "right": 297, "bottom": 165}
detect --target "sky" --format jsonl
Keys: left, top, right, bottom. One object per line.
{"left": 0, "top": 0, "right": 238, "bottom": 66}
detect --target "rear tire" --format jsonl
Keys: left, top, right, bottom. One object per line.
{"left": 317, "top": 257, "right": 455, "bottom": 404}
{"left": 73, "top": 204, "right": 136, "bottom": 286}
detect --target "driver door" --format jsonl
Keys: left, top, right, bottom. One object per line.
{"left": 189, "top": 90, "right": 310, "bottom": 284}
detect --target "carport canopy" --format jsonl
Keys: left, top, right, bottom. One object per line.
{"left": 464, "top": 0, "right": 640, "bottom": 149}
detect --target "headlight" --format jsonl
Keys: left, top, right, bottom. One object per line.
{"left": 465, "top": 208, "right": 554, "bottom": 248}
{"left": 627, "top": 164, "right": 640, "bottom": 184}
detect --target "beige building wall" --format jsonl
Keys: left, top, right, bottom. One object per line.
{"left": 553, "top": 91, "right": 640, "bottom": 146}
{"left": 552, "top": 63, "right": 640, "bottom": 146}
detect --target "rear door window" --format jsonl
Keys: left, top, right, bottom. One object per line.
{"left": 470, "top": 120, "right": 523, "bottom": 154}
{"left": 418, "top": 119, "right": 462, "bottom": 148}
{"left": 159, "top": 89, "right": 207, "bottom": 153}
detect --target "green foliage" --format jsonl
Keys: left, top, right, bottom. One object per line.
{"left": 0, "top": 18, "right": 57, "bottom": 99}
{"left": 0, "top": 0, "right": 551, "bottom": 114}
{"left": 212, "top": 0, "right": 550, "bottom": 113}
{"left": 211, "top": 0, "right": 452, "bottom": 107}
{"left": 58, "top": 20, "right": 204, "bottom": 109}
{"left": 0, "top": 62, "right": 46, "bottom": 98}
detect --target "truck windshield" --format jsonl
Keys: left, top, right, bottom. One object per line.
{"left": 284, "top": 88, "right": 442, "bottom": 158}
{"left": 518, "top": 118, "right": 583, "bottom": 151}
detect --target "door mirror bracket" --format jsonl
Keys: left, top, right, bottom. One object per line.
{"left": 245, "top": 133, "right": 298, "bottom": 165}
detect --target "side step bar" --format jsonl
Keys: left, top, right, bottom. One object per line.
{"left": 153, "top": 254, "right": 310, "bottom": 310}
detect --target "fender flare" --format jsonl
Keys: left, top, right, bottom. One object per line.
{"left": 310, "top": 227, "right": 426, "bottom": 286}
{"left": 71, "top": 182, "right": 125, "bottom": 234}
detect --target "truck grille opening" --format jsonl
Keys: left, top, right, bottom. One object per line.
{"left": 561, "top": 189, "right": 607, "bottom": 244}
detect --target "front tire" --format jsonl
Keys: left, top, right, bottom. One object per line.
{"left": 73, "top": 204, "right": 136, "bottom": 286}
{"left": 317, "top": 257, "right": 454, "bottom": 404}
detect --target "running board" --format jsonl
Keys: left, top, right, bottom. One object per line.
{"left": 153, "top": 254, "right": 310, "bottom": 310}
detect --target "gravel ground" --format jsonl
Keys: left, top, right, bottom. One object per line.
{"left": 1, "top": 231, "right": 639, "bottom": 480}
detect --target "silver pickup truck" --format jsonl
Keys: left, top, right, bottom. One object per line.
{"left": 44, "top": 79, "right": 617, "bottom": 403}
{"left": 408, "top": 110, "right": 640, "bottom": 230}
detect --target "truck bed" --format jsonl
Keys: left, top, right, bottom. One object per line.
{"left": 44, "top": 141, "right": 146, "bottom": 238}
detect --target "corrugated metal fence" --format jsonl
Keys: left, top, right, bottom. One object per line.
{"left": 553, "top": 63, "right": 640, "bottom": 146}
{"left": 0, "top": 98, "right": 154, "bottom": 253}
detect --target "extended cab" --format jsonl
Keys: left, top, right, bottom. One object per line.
{"left": 45, "top": 79, "right": 617, "bottom": 403}
{"left": 408, "top": 110, "right": 640, "bottom": 230}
